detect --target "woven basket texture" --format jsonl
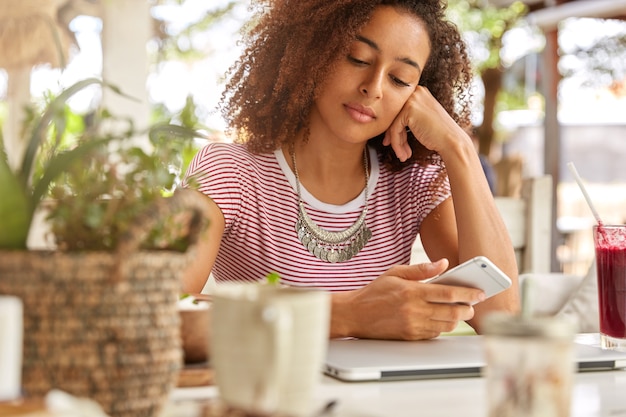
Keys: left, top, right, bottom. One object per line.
{"left": 0, "top": 249, "right": 187, "bottom": 417}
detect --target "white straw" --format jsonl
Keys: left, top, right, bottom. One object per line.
{"left": 521, "top": 277, "right": 533, "bottom": 318}
{"left": 567, "top": 162, "right": 603, "bottom": 225}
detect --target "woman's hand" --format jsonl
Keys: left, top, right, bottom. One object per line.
{"left": 330, "top": 260, "right": 486, "bottom": 340}
{"left": 382, "top": 86, "right": 468, "bottom": 162}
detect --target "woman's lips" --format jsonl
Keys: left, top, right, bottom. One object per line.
{"left": 344, "top": 103, "right": 376, "bottom": 123}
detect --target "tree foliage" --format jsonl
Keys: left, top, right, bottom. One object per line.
{"left": 447, "top": 0, "right": 528, "bottom": 156}
{"left": 559, "top": 20, "right": 626, "bottom": 90}
{"left": 448, "top": 0, "right": 528, "bottom": 71}
{"left": 151, "top": 1, "right": 241, "bottom": 62}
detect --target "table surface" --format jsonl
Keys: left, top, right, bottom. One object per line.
{"left": 165, "top": 334, "right": 626, "bottom": 417}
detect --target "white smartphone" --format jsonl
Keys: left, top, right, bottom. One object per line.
{"left": 423, "top": 256, "right": 512, "bottom": 304}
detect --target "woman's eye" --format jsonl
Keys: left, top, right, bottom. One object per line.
{"left": 391, "top": 76, "right": 411, "bottom": 87}
{"left": 347, "top": 55, "right": 368, "bottom": 65}
{"left": 348, "top": 54, "right": 412, "bottom": 87}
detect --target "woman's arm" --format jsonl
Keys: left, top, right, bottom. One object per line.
{"left": 384, "top": 86, "right": 520, "bottom": 332}
{"left": 437, "top": 134, "right": 520, "bottom": 331}
{"left": 181, "top": 190, "right": 226, "bottom": 294}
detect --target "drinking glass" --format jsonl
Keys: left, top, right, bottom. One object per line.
{"left": 594, "top": 224, "right": 626, "bottom": 350}
{"left": 482, "top": 313, "right": 575, "bottom": 417}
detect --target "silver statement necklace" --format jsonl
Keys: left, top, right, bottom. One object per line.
{"left": 292, "top": 147, "right": 372, "bottom": 263}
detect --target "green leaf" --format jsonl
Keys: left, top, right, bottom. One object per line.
{"left": 0, "top": 157, "right": 31, "bottom": 249}
{"left": 19, "top": 78, "right": 104, "bottom": 186}
{"left": 19, "top": 78, "right": 131, "bottom": 188}
{"left": 265, "top": 271, "right": 281, "bottom": 285}
{"left": 84, "top": 203, "right": 105, "bottom": 229}
{"left": 148, "top": 123, "right": 209, "bottom": 142}
{"left": 31, "top": 137, "right": 115, "bottom": 207}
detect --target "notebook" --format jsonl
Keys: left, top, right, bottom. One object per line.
{"left": 324, "top": 335, "right": 626, "bottom": 382}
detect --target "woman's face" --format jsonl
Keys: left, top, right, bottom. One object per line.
{"left": 310, "top": 5, "right": 431, "bottom": 145}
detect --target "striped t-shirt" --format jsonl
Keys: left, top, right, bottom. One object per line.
{"left": 184, "top": 142, "right": 450, "bottom": 291}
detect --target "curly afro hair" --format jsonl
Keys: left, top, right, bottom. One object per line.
{"left": 220, "top": 0, "right": 473, "bottom": 171}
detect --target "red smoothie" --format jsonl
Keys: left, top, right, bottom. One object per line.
{"left": 594, "top": 226, "right": 626, "bottom": 339}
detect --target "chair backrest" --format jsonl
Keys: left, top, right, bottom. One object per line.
{"left": 410, "top": 175, "right": 553, "bottom": 274}
{"left": 496, "top": 175, "right": 553, "bottom": 274}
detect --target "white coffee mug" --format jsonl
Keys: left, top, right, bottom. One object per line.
{"left": 0, "top": 295, "right": 23, "bottom": 401}
{"left": 210, "top": 283, "right": 330, "bottom": 417}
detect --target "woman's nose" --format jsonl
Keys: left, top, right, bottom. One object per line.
{"left": 359, "top": 71, "right": 383, "bottom": 98}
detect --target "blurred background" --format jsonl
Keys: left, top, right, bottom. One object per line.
{"left": 1, "top": 0, "right": 625, "bottom": 275}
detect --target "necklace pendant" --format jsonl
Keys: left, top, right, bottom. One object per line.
{"left": 294, "top": 208, "right": 371, "bottom": 263}
{"left": 292, "top": 147, "right": 372, "bottom": 263}
{"left": 327, "top": 249, "right": 340, "bottom": 263}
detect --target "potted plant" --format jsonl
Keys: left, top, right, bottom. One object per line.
{"left": 0, "top": 78, "right": 209, "bottom": 417}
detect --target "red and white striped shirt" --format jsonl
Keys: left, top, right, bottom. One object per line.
{"left": 184, "top": 142, "right": 450, "bottom": 291}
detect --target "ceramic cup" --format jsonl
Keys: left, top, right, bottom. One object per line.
{"left": 210, "top": 283, "right": 330, "bottom": 417}
{"left": 0, "top": 295, "right": 23, "bottom": 401}
{"left": 594, "top": 225, "right": 626, "bottom": 350}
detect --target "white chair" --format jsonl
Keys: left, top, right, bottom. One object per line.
{"left": 519, "top": 261, "right": 599, "bottom": 333}
{"left": 411, "top": 175, "right": 553, "bottom": 274}
{"left": 496, "top": 175, "right": 553, "bottom": 274}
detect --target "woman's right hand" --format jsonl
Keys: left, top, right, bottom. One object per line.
{"left": 329, "top": 260, "right": 486, "bottom": 340}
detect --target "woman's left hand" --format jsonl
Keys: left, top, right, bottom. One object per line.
{"left": 382, "top": 85, "right": 467, "bottom": 162}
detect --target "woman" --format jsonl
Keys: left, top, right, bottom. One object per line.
{"left": 182, "top": 0, "right": 520, "bottom": 340}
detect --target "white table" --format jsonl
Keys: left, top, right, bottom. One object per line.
{"left": 165, "top": 334, "right": 626, "bottom": 417}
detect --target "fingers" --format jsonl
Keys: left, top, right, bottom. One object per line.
{"left": 383, "top": 86, "right": 457, "bottom": 161}
{"left": 387, "top": 260, "right": 486, "bottom": 305}
{"left": 383, "top": 119, "right": 412, "bottom": 162}
{"left": 383, "top": 86, "right": 428, "bottom": 162}
{"left": 396, "top": 304, "right": 475, "bottom": 340}
{"left": 387, "top": 259, "right": 449, "bottom": 281}
{"left": 428, "top": 302, "right": 475, "bottom": 323}
{"left": 426, "top": 283, "right": 486, "bottom": 306}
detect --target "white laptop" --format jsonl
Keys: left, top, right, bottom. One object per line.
{"left": 324, "top": 335, "right": 626, "bottom": 382}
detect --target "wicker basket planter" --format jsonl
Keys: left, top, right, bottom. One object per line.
{"left": 0, "top": 250, "right": 185, "bottom": 417}
{"left": 0, "top": 190, "right": 208, "bottom": 417}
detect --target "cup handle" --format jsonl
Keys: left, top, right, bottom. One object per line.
{"left": 256, "top": 301, "right": 292, "bottom": 413}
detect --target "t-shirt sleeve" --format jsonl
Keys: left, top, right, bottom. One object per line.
{"left": 182, "top": 142, "right": 242, "bottom": 228}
